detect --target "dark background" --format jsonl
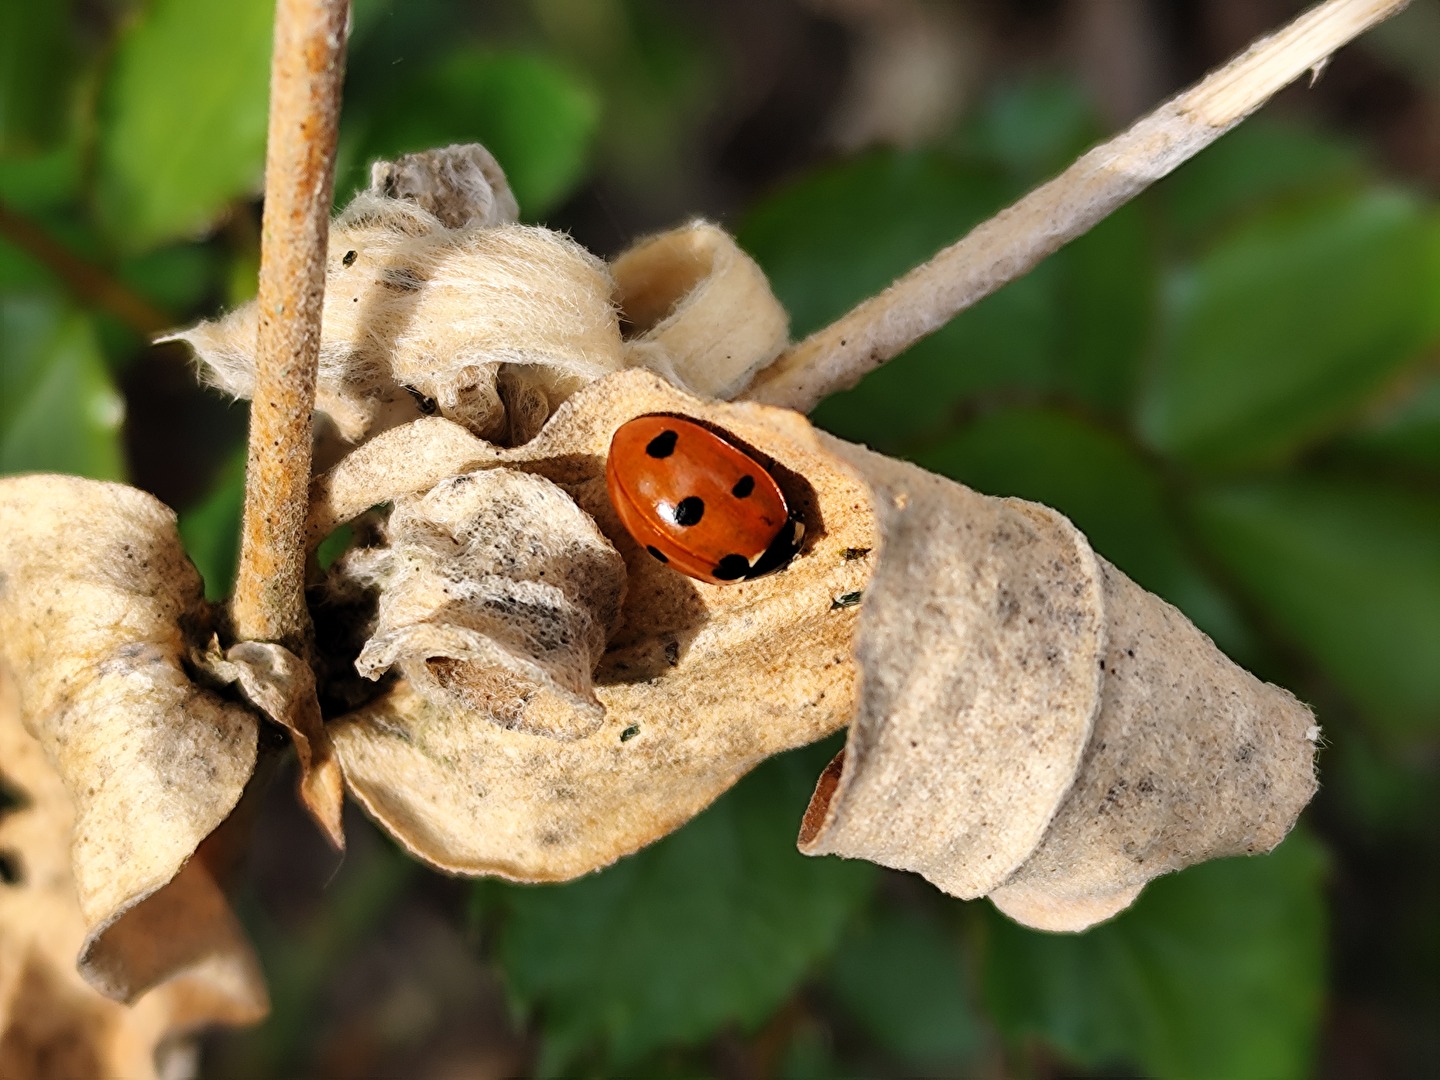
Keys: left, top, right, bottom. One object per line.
{"left": 2, "top": 1, "right": 1437, "bottom": 1076}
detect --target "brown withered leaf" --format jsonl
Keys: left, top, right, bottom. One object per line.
{"left": 343, "top": 467, "right": 628, "bottom": 741}
{"left": 612, "top": 221, "right": 790, "bottom": 401}
{"left": 797, "top": 445, "right": 1319, "bottom": 929}
{"left": 0, "top": 476, "right": 261, "bottom": 1000}
{"left": 324, "top": 369, "right": 878, "bottom": 879}
{"left": 0, "top": 666, "right": 266, "bottom": 1080}
{"left": 203, "top": 641, "right": 345, "bottom": 849}
{"left": 172, "top": 160, "right": 625, "bottom": 447}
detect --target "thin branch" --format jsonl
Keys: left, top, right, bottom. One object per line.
{"left": 743, "top": 0, "right": 1413, "bottom": 413}
{"left": 231, "top": 0, "right": 350, "bottom": 653}
{"left": 0, "top": 200, "right": 171, "bottom": 338}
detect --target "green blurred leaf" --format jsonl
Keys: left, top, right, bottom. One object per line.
{"left": 0, "top": 1, "right": 76, "bottom": 157}
{"left": 0, "top": 140, "right": 84, "bottom": 213}
{"left": 741, "top": 150, "right": 1059, "bottom": 453}
{"left": 117, "top": 242, "right": 218, "bottom": 317}
{"left": 489, "top": 744, "right": 875, "bottom": 1074}
{"left": 826, "top": 902, "right": 981, "bottom": 1069}
{"left": 1160, "top": 119, "right": 1366, "bottom": 248}
{"left": 957, "top": 76, "right": 1099, "bottom": 183}
{"left": 1054, "top": 201, "right": 1156, "bottom": 414}
{"left": 1140, "top": 191, "right": 1440, "bottom": 470}
{"left": 912, "top": 407, "right": 1253, "bottom": 658}
{"left": 177, "top": 445, "right": 246, "bottom": 600}
{"left": 352, "top": 49, "right": 599, "bottom": 216}
{"left": 1337, "top": 373, "right": 1440, "bottom": 475}
{"left": 1, "top": 291, "right": 125, "bottom": 480}
{"left": 96, "top": 0, "right": 272, "bottom": 252}
{"left": 985, "top": 830, "right": 1328, "bottom": 1080}
{"left": 1191, "top": 479, "right": 1440, "bottom": 737}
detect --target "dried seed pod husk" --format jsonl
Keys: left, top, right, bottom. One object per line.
{"left": 0, "top": 666, "right": 267, "bottom": 1080}
{"left": 0, "top": 476, "right": 259, "bottom": 1001}
{"left": 343, "top": 467, "right": 628, "bottom": 741}
{"left": 327, "top": 370, "right": 878, "bottom": 878}
{"left": 367, "top": 142, "right": 520, "bottom": 229}
{"left": 171, "top": 149, "right": 625, "bottom": 446}
{"left": 796, "top": 445, "right": 1319, "bottom": 930}
{"left": 613, "top": 221, "right": 790, "bottom": 401}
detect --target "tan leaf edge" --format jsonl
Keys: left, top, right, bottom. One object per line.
{"left": 0, "top": 476, "right": 261, "bottom": 1001}
{"left": 0, "top": 664, "right": 265, "bottom": 1080}
{"left": 797, "top": 445, "right": 1320, "bottom": 929}
{"left": 323, "top": 369, "right": 878, "bottom": 879}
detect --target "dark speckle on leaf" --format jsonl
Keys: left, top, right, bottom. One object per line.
{"left": 620, "top": 725, "right": 640, "bottom": 742}
{"left": 831, "top": 591, "right": 863, "bottom": 610}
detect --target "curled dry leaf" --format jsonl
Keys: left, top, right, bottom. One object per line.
{"left": 368, "top": 143, "right": 520, "bottom": 230}
{"left": 612, "top": 220, "right": 790, "bottom": 401}
{"left": 0, "top": 663, "right": 265, "bottom": 1080}
{"left": 342, "top": 467, "right": 628, "bottom": 740}
{"left": 0, "top": 476, "right": 261, "bottom": 1000}
{"left": 173, "top": 146, "right": 796, "bottom": 452}
{"left": 172, "top": 154, "right": 624, "bottom": 446}
{"left": 314, "top": 358, "right": 1317, "bottom": 926}
{"left": 202, "top": 640, "right": 345, "bottom": 848}
{"left": 796, "top": 444, "right": 1319, "bottom": 930}
{"left": 323, "top": 369, "right": 878, "bottom": 878}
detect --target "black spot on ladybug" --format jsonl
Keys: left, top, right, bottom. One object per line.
{"left": 341, "top": 249, "right": 358, "bottom": 267}
{"left": 713, "top": 554, "right": 751, "bottom": 580}
{"left": 731, "top": 474, "right": 755, "bottom": 498}
{"left": 673, "top": 496, "right": 705, "bottom": 526}
{"left": 745, "top": 516, "right": 805, "bottom": 580}
{"left": 645, "top": 429, "right": 678, "bottom": 458}
{"left": 646, "top": 545, "right": 669, "bottom": 563}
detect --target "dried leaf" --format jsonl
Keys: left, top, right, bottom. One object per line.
{"left": 0, "top": 666, "right": 266, "bottom": 1080}
{"left": 203, "top": 641, "right": 345, "bottom": 849}
{"left": 0, "top": 475, "right": 260, "bottom": 1000}
{"left": 797, "top": 447, "right": 1318, "bottom": 929}
{"left": 328, "top": 369, "right": 878, "bottom": 879}
{"left": 613, "top": 221, "right": 790, "bottom": 401}
{"left": 367, "top": 143, "right": 519, "bottom": 229}
{"left": 342, "top": 467, "right": 627, "bottom": 740}
{"left": 169, "top": 144, "right": 620, "bottom": 453}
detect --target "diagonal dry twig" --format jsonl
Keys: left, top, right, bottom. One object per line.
{"left": 231, "top": 0, "right": 351, "bottom": 653}
{"left": 742, "top": 0, "right": 1413, "bottom": 413}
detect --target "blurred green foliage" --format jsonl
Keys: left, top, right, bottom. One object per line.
{"left": 1, "top": 2, "right": 1437, "bottom": 1078}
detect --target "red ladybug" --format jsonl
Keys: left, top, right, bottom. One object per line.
{"left": 606, "top": 414, "right": 804, "bottom": 585}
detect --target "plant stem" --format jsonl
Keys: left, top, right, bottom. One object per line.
{"left": 231, "top": 0, "right": 350, "bottom": 654}
{"left": 742, "top": 0, "right": 1413, "bottom": 414}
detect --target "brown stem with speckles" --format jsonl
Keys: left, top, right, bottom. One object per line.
{"left": 231, "top": 0, "right": 350, "bottom": 654}
{"left": 742, "top": 0, "right": 1412, "bottom": 414}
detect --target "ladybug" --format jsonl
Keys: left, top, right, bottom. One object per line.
{"left": 606, "top": 414, "right": 804, "bottom": 585}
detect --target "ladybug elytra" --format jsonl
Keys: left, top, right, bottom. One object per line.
{"left": 605, "top": 414, "right": 804, "bottom": 585}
